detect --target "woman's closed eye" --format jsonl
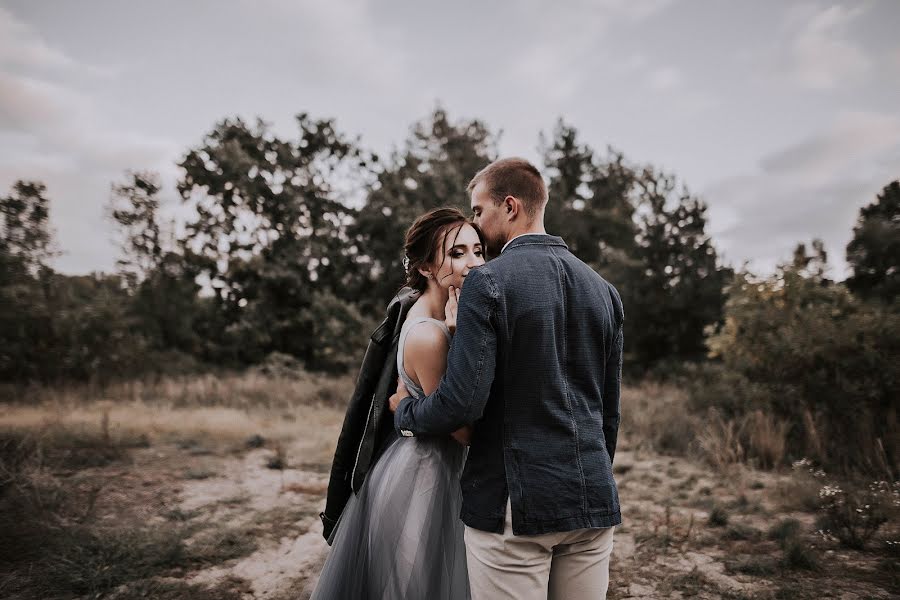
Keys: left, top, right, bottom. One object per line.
{"left": 451, "top": 249, "right": 483, "bottom": 258}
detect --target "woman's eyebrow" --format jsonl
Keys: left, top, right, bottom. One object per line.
{"left": 448, "top": 242, "right": 480, "bottom": 251}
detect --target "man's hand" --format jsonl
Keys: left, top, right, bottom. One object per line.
{"left": 389, "top": 376, "right": 409, "bottom": 413}
{"left": 444, "top": 285, "right": 461, "bottom": 335}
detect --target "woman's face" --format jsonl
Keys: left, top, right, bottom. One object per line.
{"left": 429, "top": 223, "right": 485, "bottom": 290}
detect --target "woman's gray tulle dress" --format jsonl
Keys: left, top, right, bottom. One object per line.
{"left": 310, "top": 317, "right": 470, "bottom": 600}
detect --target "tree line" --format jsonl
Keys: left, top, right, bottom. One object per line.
{"left": 1, "top": 109, "right": 742, "bottom": 378}
{"left": 2, "top": 108, "right": 897, "bottom": 474}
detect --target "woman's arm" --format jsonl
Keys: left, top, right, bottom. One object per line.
{"left": 404, "top": 324, "right": 473, "bottom": 446}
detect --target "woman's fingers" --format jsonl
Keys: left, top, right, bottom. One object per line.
{"left": 445, "top": 286, "right": 458, "bottom": 333}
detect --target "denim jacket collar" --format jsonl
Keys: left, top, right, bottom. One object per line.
{"left": 501, "top": 233, "right": 568, "bottom": 254}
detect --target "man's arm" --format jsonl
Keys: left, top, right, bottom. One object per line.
{"left": 393, "top": 267, "right": 498, "bottom": 435}
{"left": 602, "top": 324, "right": 623, "bottom": 463}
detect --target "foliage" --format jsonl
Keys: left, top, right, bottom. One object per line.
{"left": 706, "top": 242, "right": 899, "bottom": 474}
{"left": 846, "top": 180, "right": 899, "bottom": 303}
{"left": 351, "top": 107, "right": 497, "bottom": 313}
{"left": 540, "top": 122, "right": 731, "bottom": 372}
{"left": 626, "top": 167, "right": 731, "bottom": 368}
{"left": 176, "top": 114, "right": 372, "bottom": 366}
{"left": 815, "top": 479, "right": 897, "bottom": 550}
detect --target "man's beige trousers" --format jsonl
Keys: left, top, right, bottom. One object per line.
{"left": 464, "top": 501, "right": 615, "bottom": 600}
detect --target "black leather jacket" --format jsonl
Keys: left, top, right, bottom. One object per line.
{"left": 320, "top": 287, "right": 418, "bottom": 542}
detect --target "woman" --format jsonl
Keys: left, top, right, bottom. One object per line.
{"left": 310, "top": 207, "right": 486, "bottom": 600}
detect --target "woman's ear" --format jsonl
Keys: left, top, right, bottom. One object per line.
{"left": 417, "top": 266, "right": 432, "bottom": 280}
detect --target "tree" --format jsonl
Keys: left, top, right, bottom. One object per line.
{"left": 540, "top": 119, "right": 640, "bottom": 282}
{"left": 0, "top": 181, "right": 56, "bottom": 381}
{"left": 109, "top": 172, "right": 164, "bottom": 287}
{"left": 177, "top": 114, "right": 371, "bottom": 369}
{"left": 846, "top": 180, "right": 899, "bottom": 303}
{"left": 1, "top": 181, "right": 145, "bottom": 383}
{"left": 628, "top": 167, "right": 731, "bottom": 368}
{"left": 0, "top": 180, "right": 55, "bottom": 275}
{"left": 109, "top": 171, "right": 201, "bottom": 353}
{"left": 351, "top": 108, "right": 498, "bottom": 314}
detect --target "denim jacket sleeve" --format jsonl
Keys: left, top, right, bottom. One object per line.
{"left": 394, "top": 267, "right": 498, "bottom": 435}
{"left": 603, "top": 324, "right": 623, "bottom": 463}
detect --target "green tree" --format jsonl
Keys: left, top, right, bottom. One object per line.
{"left": 109, "top": 171, "right": 201, "bottom": 353}
{"left": 0, "top": 180, "right": 55, "bottom": 275}
{"left": 540, "top": 119, "right": 640, "bottom": 285}
{"left": 846, "top": 180, "right": 899, "bottom": 303}
{"left": 177, "top": 114, "right": 371, "bottom": 369}
{"left": 0, "top": 181, "right": 56, "bottom": 381}
{"left": 629, "top": 167, "right": 731, "bottom": 369}
{"left": 352, "top": 108, "right": 498, "bottom": 313}
{"left": 1, "top": 181, "right": 145, "bottom": 383}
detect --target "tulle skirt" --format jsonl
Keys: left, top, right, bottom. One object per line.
{"left": 310, "top": 434, "right": 470, "bottom": 600}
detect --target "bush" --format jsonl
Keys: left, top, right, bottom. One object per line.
{"left": 815, "top": 480, "right": 897, "bottom": 550}
{"left": 782, "top": 538, "right": 820, "bottom": 571}
{"left": 768, "top": 518, "right": 803, "bottom": 546}
{"left": 704, "top": 265, "right": 899, "bottom": 476}
{"left": 708, "top": 504, "right": 729, "bottom": 527}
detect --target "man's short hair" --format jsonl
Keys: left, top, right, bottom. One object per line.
{"left": 467, "top": 157, "right": 548, "bottom": 220}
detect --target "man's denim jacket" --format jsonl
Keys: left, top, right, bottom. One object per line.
{"left": 395, "top": 234, "right": 624, "bottom": 535}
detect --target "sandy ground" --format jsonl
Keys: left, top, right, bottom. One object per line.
{"left": 153, "top": 437, "right": 895, "bottom": 599}
{"left": 4, "top": 399, "right": 896, "bottom": 599}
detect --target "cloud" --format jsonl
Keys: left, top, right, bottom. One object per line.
{"left": 0, "top": 71, "right": 92, "bottom": 133}
{"left": 0, "top": 6, "right": 76, "bottom": 73}
{"left": 704, "top": 110, "right": 900, "bottom": 277}
{"left": 779, "top": 3, "right": 871, "bottom": 90}
{"left": 0, "top": 6, "right": 111, "bottom": 78}
{"left": 247, "top": 0, "right": 408, "bottom": 92}
{"left": 639, "top": 65, "right": 718, "bottom": 115}
{"left": 760, "top": 112, "right": 900, "bottom": 179}
{"left": 503, "top": 0, "right": 675, "bottom": 104}
{"left": 646, "top": 66, "right": 682, "bottom": 91}
{"left": 0, "top": 7, "right": 178, "bottom": 274}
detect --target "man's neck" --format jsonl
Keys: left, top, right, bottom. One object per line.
{"left": 505, "top": 223, "right": 546, "bottom": 244}
{"left": 501, "top": 227, "right": 547, "bottom": 254}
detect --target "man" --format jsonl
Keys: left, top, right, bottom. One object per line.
{"left": 389, "top": 157, "right": 624, "bottom": 600}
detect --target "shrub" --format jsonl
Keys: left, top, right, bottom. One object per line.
{"left": 768, "top": 518, "right": 802, "bottom": 547}
{"left": 782, "top": 539, "right": 820, "bottom": 571}
{"left": 815, "top": 480, "right": 897, "bottom": 550}
{"left": 704, "top": 265, "right": 899, "bottom": 476}
{"left": 708, "top": 504, "right": 729, "bottom": 527}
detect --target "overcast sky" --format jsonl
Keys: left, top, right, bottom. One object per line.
{"left": 1, "top": 0, "right": 898, "bottom": 278}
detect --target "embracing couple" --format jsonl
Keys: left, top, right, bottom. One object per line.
{"left": 313, "top": 158, "right": 625, "bottom": 600}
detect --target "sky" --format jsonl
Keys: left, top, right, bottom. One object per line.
{"left": 1, "top": 0, "right": 898, "bottom": 278}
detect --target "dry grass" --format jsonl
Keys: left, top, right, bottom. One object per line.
{"left": 0, "top": 371, "right": 349, "bottom": 598}
{"left": 696, "top": 409, "right": 745, "bottom": 469}
{"left": 0, "top": 372, "right": 351, "bottom": 466}
{"left": 3, "top": 375, "right": 897, "bottom": 600}
{"left": 2, "top": 370, "right": 355, "bottom": 411}
{"left": 620, "top": 381, "right": 700, "bottom": 455}
{"left": 742, "top": 409, "right": 788, "bottom": 469}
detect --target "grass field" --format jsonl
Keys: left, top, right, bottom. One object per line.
{"left": 1, "top": 374, "right": 897, "bottom": 599}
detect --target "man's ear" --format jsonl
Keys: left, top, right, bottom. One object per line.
{"left": 504, "top": 196, "right": 517, "bottom": 219}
